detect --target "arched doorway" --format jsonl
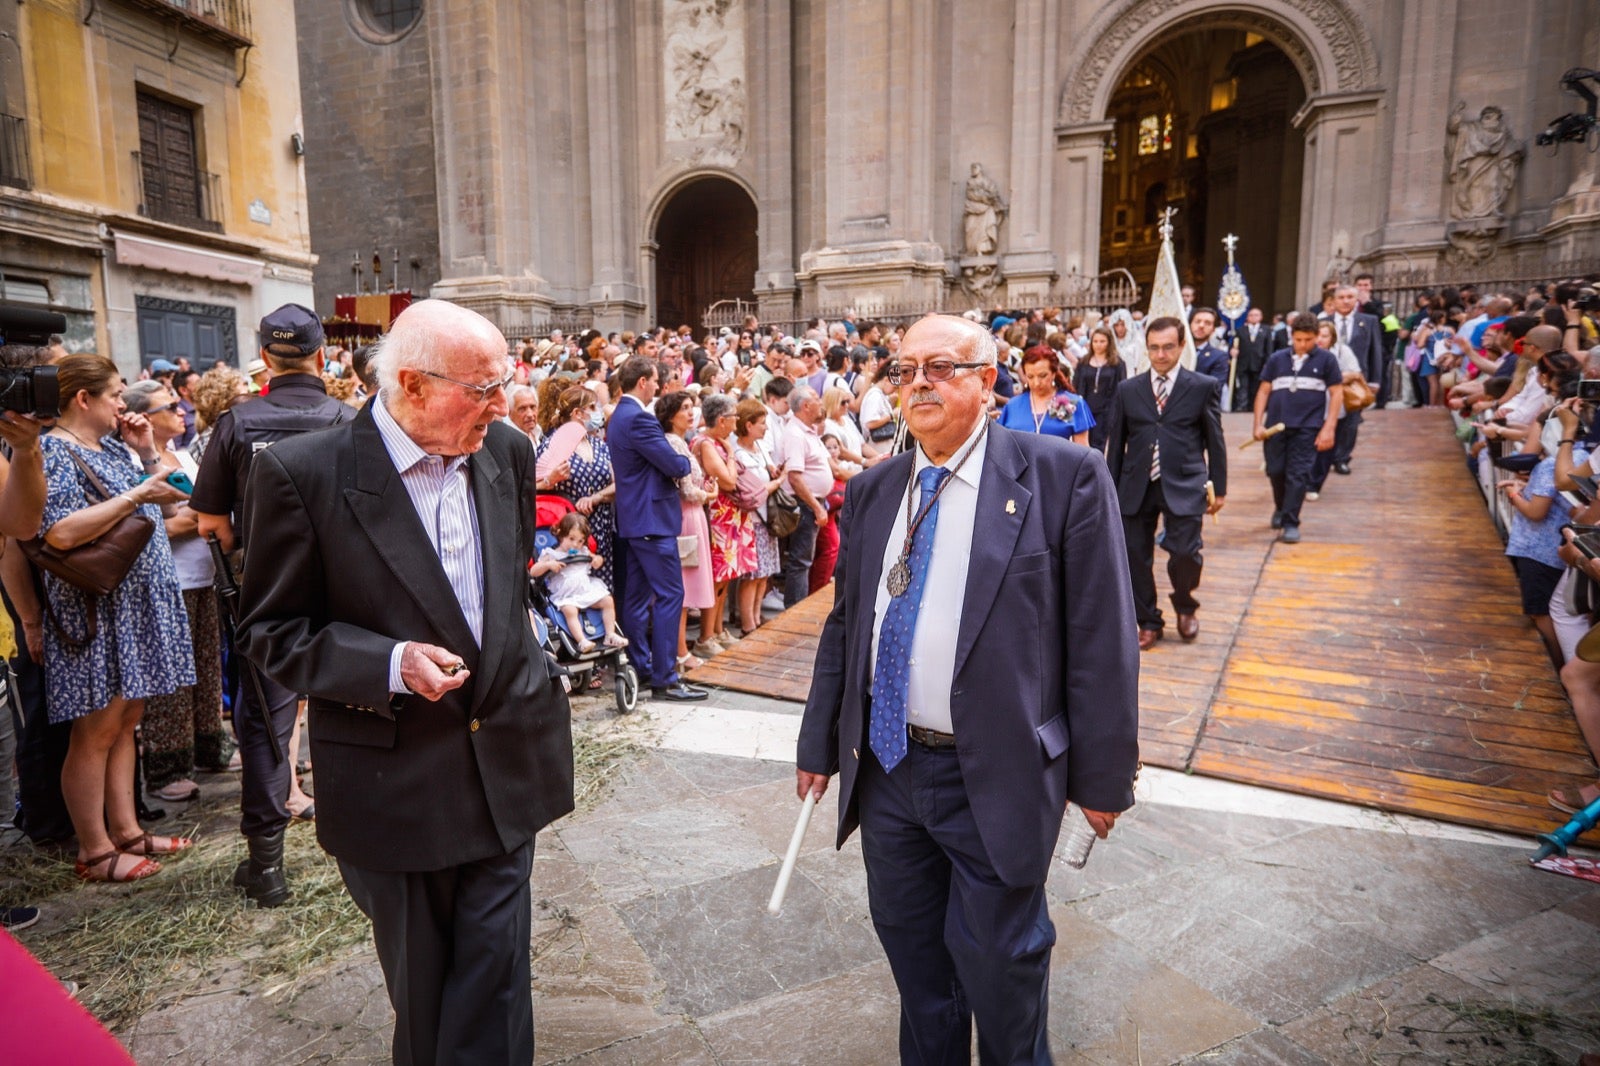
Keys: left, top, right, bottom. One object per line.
{"left": 653, "top": 176, "right": 757, "bottom": 337}
{"left": 1098, "top": 29, "right": 1307, "bottom": 317}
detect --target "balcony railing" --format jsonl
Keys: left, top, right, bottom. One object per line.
{"left": 116, "top": 0, "right": 251, "bottom": 49}
{"left": 0, "top": 115, "right": 30, "bottom": 190}
{"left": 133, "top": 151, "right": 223, "bottom": 233}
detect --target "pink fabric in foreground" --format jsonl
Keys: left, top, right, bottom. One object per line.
{"left": 0, "top": 928, "right": 134, "bottom": 1064}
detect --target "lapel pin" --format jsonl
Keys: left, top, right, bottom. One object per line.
{"left": 1005, "top": 499, "right": 1016, "bottom": 514}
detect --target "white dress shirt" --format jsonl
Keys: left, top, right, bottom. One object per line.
{"left": 373, "top": 393, "right": 485, "bottom": 693}
{"left": 868, "top": 417, "right": 987, "bottom": 735}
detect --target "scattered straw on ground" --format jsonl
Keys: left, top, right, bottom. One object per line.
{"left": 4, "top": 710, "right": 642, "bottom": 1033}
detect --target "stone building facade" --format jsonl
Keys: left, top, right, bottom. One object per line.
{"left": 295, "top": 0, "right": 1600, "bottom": 334}
{"left": 1, "top": 0, "right": 314, "bottom": 377}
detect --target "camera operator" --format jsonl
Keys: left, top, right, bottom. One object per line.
{"left": 0, "top": 344, "right": 48, "bottom": 540}
{"left": 1554, "top": 280, "right": 1600, "bottom": 356}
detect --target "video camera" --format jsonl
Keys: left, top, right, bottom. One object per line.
{"left": 0, "top": 303, "right": 63, "bottom": 417}
{"left": 1536, "top": 68, "right": 1599, "bottom": 149}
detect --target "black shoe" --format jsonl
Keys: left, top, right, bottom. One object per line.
{"left": 1280, "top": 525, "right": 1302, "bottom": 544}
{"left": 1333, "top": 462, "right": 1352, "bottom": 475}
{"left": 651, "top": 682, "right": 709, "bottom": 702}
{"left": 1270, "top": 511, "right": 1284, "bottom": 530}
{"left": 233, "top": 830, "right": 290, "bottom": 908}
{"left": 1, "top": 906, "right": 40, "bottom": 931}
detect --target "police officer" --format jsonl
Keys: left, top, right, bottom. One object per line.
{"left": 1252, "top": 312, "right": 1344, "bottom": 544}
{"left": 191, "top": 304, "right": 354, "bottom": 906}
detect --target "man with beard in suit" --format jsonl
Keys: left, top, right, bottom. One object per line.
{"left": 1106, "top": 317, "right": 1228, "bottom": 649}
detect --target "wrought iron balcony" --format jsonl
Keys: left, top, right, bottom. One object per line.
{"left": 114, "top": 0, "right": 252, "bottom": 49}
{"left": 0, "top": 115, "right": 30, "bottom": 190}
{"left": 133, "top": 151, "right": 224, "bottom": 233}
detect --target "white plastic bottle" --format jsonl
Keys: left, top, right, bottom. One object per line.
{"left": 1059, "top": 803, "right": 1097, "bottom": 869}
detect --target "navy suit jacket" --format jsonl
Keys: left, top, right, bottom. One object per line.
{"left": 1194, "top": 341, "right": 1230, "bottom": 384}
{"left": 607, "top": 395, "right": 690, "bottom": 539}
{"left": 797, "top": 423, "right": 1141, "bottom": 888}
{"left": 1325, "top": 311, "right": 1386, "bottom": 386}
{"left": 1104, "top": 367, "right": 1227, "bottom": 516}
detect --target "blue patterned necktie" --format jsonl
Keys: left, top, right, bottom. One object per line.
{"left": 869, "top": 465, "right": 951, "bottom": 771}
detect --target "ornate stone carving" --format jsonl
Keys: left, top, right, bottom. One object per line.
{"left": 664, "top": 0, "right": 746, "bottom": 165}
{"left": 1057, "top": 0, "right": 1380, "bottom": 127}
{"left": 959, "top": 256, "right": 1003, "bottom": 301}
{"left": 962, "top": 163, "right": 1008, "bottom": 257}
{"left": 1443, "top": 102, "right": 1524, "bottom": 266}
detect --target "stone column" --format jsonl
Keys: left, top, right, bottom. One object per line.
{"left": 583, "top": 0, "right": 643, "bottom": 332}
{"left": 1292, "top": 91, "right": 1384, "bottom": 306}
{"left": 1051, "top": 122, "right": 1113, "bottom": 283}
{"left": 750, "top": 0, "right": 797, "bottom": 323}
{"left": 427, "top": 0, "right": 551, "bottom": 329}
{"left": 1002, "top": 0, "right": 1059, "bottom": 305}
{"left": 798, "top": 0, "right": 945, "bottom": 310}
{"left": 1375, "top": 0, "right": 1459, "bottom": 253}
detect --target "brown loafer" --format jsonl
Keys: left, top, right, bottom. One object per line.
{"left": 1137, "top": 628, "right": 1163, "bottom": 651}
{"left": 1177, "top": 614, "right": 1199, "bottom": 642}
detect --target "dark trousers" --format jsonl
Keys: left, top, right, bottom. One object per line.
{"left": 1232, "top": 370, "right": 1259, "bottom": 412}
{"left": 235, "top": 665, "right": 299, "bottom": 839}
{"left": 782, "top": 506, "right": 821, "bottom": 607}
{"left": 1123, "top": 479, "right": 1204, "bottom": 632}
{"left": 338, "top": 840, "right": 535, "bottom": 1066}
{"left": 859, "top": 746, "right": 1054, "bottom": 1066}
{"left": 619, "top": 534, "right": 683, "bottom": 690}
{"left": 1311, "top": 414, "right": 1362, "bottom": 490}
{"left": 1266, "top": 427, "right": 1321, "bottom": 529}
{"left": 2, "top": 589, "right": 71, "bottom": 842}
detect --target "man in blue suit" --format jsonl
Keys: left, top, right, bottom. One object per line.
{"left": 606, "top": 355, "right": 708, "bottom": 702}
{"left": 796, "top": 314, "right": 1141, "bottom": 1064}
{"left": 1322, "top": 284, "right": 1385, "bottom": 473}
{"left": 1189, "top": 307, "right": 1232, "bottom": 388}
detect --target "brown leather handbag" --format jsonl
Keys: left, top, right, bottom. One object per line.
{"left": 1342, "top": 377, "right": 1377, "bottom": 413}
{"left": 20, "top": 447, "right": 154, "bottom": 647}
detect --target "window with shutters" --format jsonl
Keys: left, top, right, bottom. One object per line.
{"left": 134, "top": 92, "right": 221, "bottom": 232}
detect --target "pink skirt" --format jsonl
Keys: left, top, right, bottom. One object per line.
{"left": 680, "top": 500, "right": 715, "bottom": 609}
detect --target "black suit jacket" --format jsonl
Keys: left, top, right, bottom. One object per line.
{"left": 238, "top": 406, "right": 574, "bottom": 872}
{"left": 1104, "top": 368, "right": 1228, "bottom": 516}
{"left": 797, "top": 424, "right": 1140, "bottom": 888}
{"left": 1236, "top": 324, "right": 1272, "bottom": 374}
{"left": 1326, "top": 311, "right": 1386, "bottom": 386}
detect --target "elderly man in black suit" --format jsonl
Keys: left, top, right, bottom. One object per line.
{"left": 797, "top": 314, "right": 1140, "bottom": 1064}
{"left": 1324, "top": 283, "right": 1385, "bottom": 471}
{"left": 238, "top": 300, "right": 573, "bottom": 1066}
{"left": 1106, "top": 316, "right": 1228, "bottom": 650}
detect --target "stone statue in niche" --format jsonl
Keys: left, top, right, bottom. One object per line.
{"left": 1443, "top": 103, "right": 1524, "bottom": 264}
{"left": 962, "top": 163, "right": 1008, "bottom": 257}
{"left": 1446, "top": 103, "right": 1524, "bottom": 220}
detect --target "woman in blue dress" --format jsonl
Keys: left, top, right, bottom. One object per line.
{"left": 536, "top": 385, "right": 618, "bottom": 589}
{"left": 998, "top": 347, "right": 1096, "bottom": 445}
{"left": 36, "top": 354, "right": 196, "bottom": 882}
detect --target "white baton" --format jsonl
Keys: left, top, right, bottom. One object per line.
{"left": 767, "top": 791, "right": 818, "bottom": 915}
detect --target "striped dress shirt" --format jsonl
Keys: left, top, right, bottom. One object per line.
{"left": 373, "top": 394, "right": 485, "bottom": 693}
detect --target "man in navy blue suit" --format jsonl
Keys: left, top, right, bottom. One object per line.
{"left": 1322, "top": 284, "right": 1385, "bottom": 473}
{"left": 797, "top": 314, "right": 1141, "bottom": 1064}
{"left": 607, "top": 356, "right": 708, "bottom": 702}
{"left": 1189, "top": 307, "right": 1232, "bottom": 388}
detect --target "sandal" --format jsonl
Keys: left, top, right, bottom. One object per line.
{"left": 677, "top": 653, "right": 704, "bottom": 672}
{"left": 150, "top": 779, "right": 200, "bottom": 803}
{"left": 76, "top": 849, "right": 161, "bottom": 883}
{"left": 577, "top": 638, "right": 597, "bottom": 654}
{"left": 1548, "top": 783, "right": 1600, "bottom": 815}
{"left": 115, "top": 833, "right": 193, "bottom": 856}
{"left": 602, "top": 631, "right": 629, "bottom": 648}
{"left": 586, "top": 673, "right": 606, "bottom": 691}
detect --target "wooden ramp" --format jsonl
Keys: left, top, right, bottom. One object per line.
{"left": 689, "top": 410, "right": 1598, "bottom": 840}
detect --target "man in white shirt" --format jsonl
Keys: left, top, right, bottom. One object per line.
{"left": 779, "top": 385, "right": 833, "bottom": 606}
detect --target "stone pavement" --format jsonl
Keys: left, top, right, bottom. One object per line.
{"left": 111, "top": 688, "right": 1600, "bottom": 1064}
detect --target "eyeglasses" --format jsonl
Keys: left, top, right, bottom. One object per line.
{"left": 882, "top": 360, "right": 988, "bottom": 386}
{"left": 417, "top": 368, "right": 516, "bottom": 402}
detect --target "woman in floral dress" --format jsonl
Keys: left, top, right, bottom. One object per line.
{"left": 692, "top": 394, "right": 756, "bottom": 652}
{"left": 537, "top": 386, "right": 618, "bottom": 589}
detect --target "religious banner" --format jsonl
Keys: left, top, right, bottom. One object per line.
{"left": 1146, "top": 207, "right": 1196, "bottom": 372}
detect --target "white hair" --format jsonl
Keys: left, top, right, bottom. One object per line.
{"left": 788, "top": 384, "right": 819, "bottom": 408}
{"left": 370, "top": 299, "right": 501, "bottom": 393}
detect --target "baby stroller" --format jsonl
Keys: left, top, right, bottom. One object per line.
{"left": 530, "top": 494, "right": 639, "bottom": 714}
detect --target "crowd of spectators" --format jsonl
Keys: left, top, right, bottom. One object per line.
{"left": 4, "top": 271, "right": 1600, "bottom": 924}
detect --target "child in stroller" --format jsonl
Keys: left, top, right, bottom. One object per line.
{"left": 531, "top": 512, "right": 628, "bottom": 654}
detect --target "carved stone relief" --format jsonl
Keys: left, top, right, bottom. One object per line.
{"left": 664, "top": 0, "right": 746, "bottom": 165}
{"left": 1443, "top": 102, "right": 1524, "bottom": 266}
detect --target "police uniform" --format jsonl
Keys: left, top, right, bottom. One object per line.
{"left": 1259, "top": 345, "right": 1341, "bottom": 532}
{"left": 190, "top": 306, "right": 354, "bottom": 902}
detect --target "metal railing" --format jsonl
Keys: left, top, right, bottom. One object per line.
{"left": 133, "top": 151, "right": 223, "bottom": 233}
{"left": 123, "top": 0, "right": 252, "bottom": 46}
{"left": 0, "top": 114, "right": 30, "bottom": 190}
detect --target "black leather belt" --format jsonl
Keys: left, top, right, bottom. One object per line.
{"left": 907, "top": 724, "right": 957, "bottom": 749}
